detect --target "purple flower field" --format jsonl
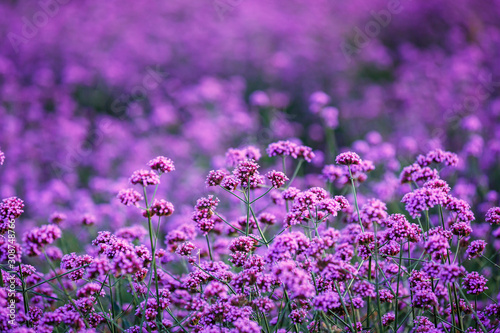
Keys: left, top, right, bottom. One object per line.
{"left": 1, "top": 0, "right": 500, "bottom": 332}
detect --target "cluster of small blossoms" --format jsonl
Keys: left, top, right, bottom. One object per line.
{"left": 401, "top": 179, "right": 451, "bottom": 218}
{"left": 283, "top": 187, "right": 347, "bottom": 227}
{"left": 225, "top": 146, "right": 262, "bottom": 167}
{"left": 486, "top": 207, "right": 500, "bottom": 225}
{"left": 4, "top": 146, "right": 500, "bottom": 333}
{"left": 415, "top": 148, "right": 459, "bottom": 167}
{"left": 266, "top": 170, "right": 288, "bottom": 188}
{"left": 192, "top": 195, "right": 220, "bottom": 235}
{"left": 117, "top": 188, "right": 143, "bottom": 206}
{"left": 266, "top": 140, "right": 315, "bottom": 162}
{"left": 322, "top": 152, "right": 375, "bottom": 186}
{"left": 399, "top": 163, "right": 439, "bottom": 184}
{"left": 147, "top": 156, "right": 175, "bottom": 173}
{"left": 0, "top": 196, "right": 25, "bottom": 221}
{"left": 60, "top": 253, "right": 93, "bottom": 280}
{"left": 23, "top": 225, "right": 62, "bottom": 256}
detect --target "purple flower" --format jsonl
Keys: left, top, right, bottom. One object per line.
{"left": 466, "top": 240, "right": 486, "bottom": 259}
{"left": 282, "top": 187, "right": 301, "bottom": 201}
{"left": 266, "top": 170, "right": 288, "bottom": 188}
{"left": 147, "top": 156, "right": 175, "bottom": 173}
{"left": 399, "top": 163, "right": 439, "bottom": 184}
{"left": 335, "top": 151, "right": 361, "bottom": 165}
{"left": 309, "top": 91, "right": 330, "bottom": 113}
{"left": 424, "top": 233, "right": 450, "bottom": 261}
{"left": 195, "top": 195, "right": 220, "bottom": 211}
{"left": 151, "top": 199, "right": 175, "bottom": 217}
{"left": 49, "top": 212, "right": 67, "bottom": 224}
{"left": 316, "top": 198, "right": 342, "bottom": 216}
{"left": 401, "top": 180, "right": 450, "bottom": 218}
{"left": 229, "top": 236, "right": 258, "bottom": 253}
{"left": 129, "top": 169, "right": 160, "bottom": 186}
{"left": 206, "top": 169, "right": 227, "bottom": 186}
{"left": 221, "top": 175, "right": 240, "bottom": 191}
{"left": 225, "top": 146, "right": 262, "bottom": 167}
{"left": 379, "top": 289, "right": 394, "bottom": 303}
{"left": 0, "top": 149, "right": 4, "bottom": 165}
{"left": 321, "top": 164, "right": 343, "bottom": 183}
{"left": 486, "top": 207, "right": 500, "bottom": 225}
{"left": 23, "top": 225, "right": 62, "bottom": 256}
{"left": 0, "top": 196, "right": 24, "bottom": 220}
{"left": 313, "top": 291, "right": 343, "bottom": 314}
{"left": 450, "top": 222, "right": 472, "bottom": 237}
{"left": 381, "top": 312, "right": 395, "bottom": 326}
{"left": 416, "top": 149, "right": 459, "bottom": 167}
{"left": 61, "top": 253, "right": 94, "bottom": 280}
{"left": 117, "top": 189, "right": 143, "bottom": 206}
{"left": 439, "top": 264, "right": 466, "bottom": 284}
{"left": 258, "top": 212, "right": 276, "bottom": 225}
{"left": 266, "top": 140, "right": 298, "bottom": 158}
{"left": 462, "top": 272, "right": 488, "bottom": 294}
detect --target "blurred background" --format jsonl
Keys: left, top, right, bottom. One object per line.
{"left": 1, "top": 0, "right": 499, "bottom": 237}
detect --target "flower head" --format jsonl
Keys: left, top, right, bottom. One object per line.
{"left": 23, "top": 225, "right": 62, "bottom": 256}
{"left": 117, "top": 188, "right": 144, "bottom": 206}
{"left": 266, "top": 170, "right": 288, "bottom": 188}
{"left": 1, "top": 196, "right": 24, "bottom": 220}
{"left": 335, "top": 152, "right": 361, "bottom": 165}
{"left": 130, "top": 169, "right": 160, "bottom": 186}
{"left": 486, "top": 207, "right": 500, "bottom": 225}
{"left": 147, "top": 156, "right": 175, "bottom": 173}
{"left": 206, "top": 170, "right": 227, "bottom": 186}
{"left": 465, "top": 240, "right": 486, "bottom": 259}
{"left": 462, "top": 272, "right": 488, "bottom": 294}
{"left": 151, "top": 199, "right": 175, "bottom": 217}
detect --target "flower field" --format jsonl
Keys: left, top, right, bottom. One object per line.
{"left": 1, "top": 0, "right": 500, "bottom": 332}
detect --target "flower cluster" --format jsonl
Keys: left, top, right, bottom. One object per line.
{"left": 2, "top": 145, "right": 500, "bottom": 333}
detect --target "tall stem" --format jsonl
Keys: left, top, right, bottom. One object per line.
{"left": 348, "top": 166, "right": 364, "bottom": 233}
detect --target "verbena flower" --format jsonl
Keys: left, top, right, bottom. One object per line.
{"left": 462, "top": 272, "right": 488, "bottom": 294}
{"left": 266, "top": 170, "right": 288, "bottom": 188}
{"left": 335, "top": 151, "right": 361, "bottom": 165}
{"left": 117, "top": 189, "right": 143, "bottom": 206}
{"left": 129, "top": 169, "right": 160, "bottom": 186}
{"left": 147, "top": 156, "right": 175, "bottom": 173}
{"left": 0, "top": 196, "right": 24, "bottom": 220}
{"left": 486, "top": 207, "right": 500, "bottom": 225}
{"left": 465, "top": 240, "right": 486, "bottom": 259}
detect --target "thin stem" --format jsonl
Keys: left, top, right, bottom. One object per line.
{"left": 348, "top": 165, "right": 364, "bottom": 233}
{"left": 206, "top": 235, "right": 213, "bottom": 261}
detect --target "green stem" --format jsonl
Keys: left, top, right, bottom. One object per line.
{"left": 206, "top": 235, "right": 213, "bottom": 261}
{"left": 348, "top": 165, "right": 364, "bottom": 233}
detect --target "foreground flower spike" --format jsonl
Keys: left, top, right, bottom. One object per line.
{"left": 266, "top": 140, "right": 315, "bottom": 162}
{"left": 129, "top": 169, "right": 160, "bottom": 186}
{"left": 0, "top": 197, "right": 24, "bottom": 223}
{"left": 485, "top": 207, "right": 500, "bottom": 225}
{"left": 0, "top": 149, "right": 4, "bottom": 165}
{"left": 23, "top": 224, "right": 62, "bottom": 256}
{"left": 416, "top": 148, "right": 459, "bottom": 167}
{"left": 335, "top": 151, "right": 362, "bottom": 166}
{"left": 118, "top": 188, "right": 144, "bottom": 206}
{"left": 150, "top": 199, "right": 175, "bottom": 216}
{"left": 382, "top": 312, "right": 395, "bottom": 326}
{"left": 462, "top": 272, "right": 488, "bottom": 294}
{"left": 147, "top": 156, "right": 175, "bottom": 173}
{"left": 266, "top": 170, "right": 288, "bottom": 188}
{"left": 206, "top": 169, "right": 226, "bottom": 186}
{"left": 466, "top": 240, "right": 486, "bottom": 259}
{"left": 6, "top": 144, "right": 500, "bottom": 332}
{"left": 226, "top": 146, "right": 262, "bottom": 167}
